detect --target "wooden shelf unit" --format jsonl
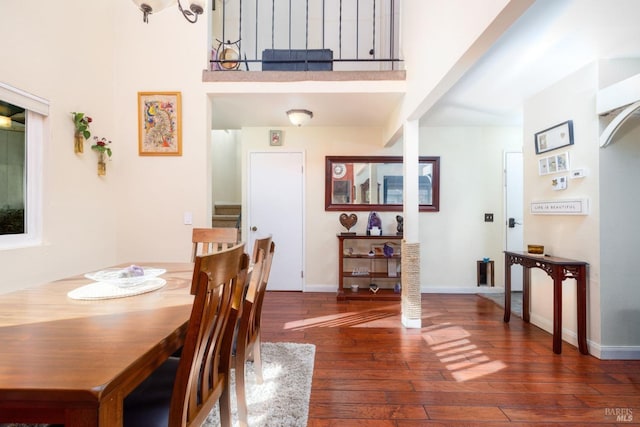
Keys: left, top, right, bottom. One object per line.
{"left": 337, "top": 234, "right": 402, "bottom": 301}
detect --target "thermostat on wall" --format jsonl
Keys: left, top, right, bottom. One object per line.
{"left": 570, "top": 168, "right": 587, "bottom": 179}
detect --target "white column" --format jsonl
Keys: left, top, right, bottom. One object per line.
{"left": 401, "top": 119, "right": 421, "bottom": 328}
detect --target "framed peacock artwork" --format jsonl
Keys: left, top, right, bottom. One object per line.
{"left": 137, "top": 92, "right": 182, "bottom": 156}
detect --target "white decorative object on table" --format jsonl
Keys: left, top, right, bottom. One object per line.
{"left": 85, "top": 266, "right": 166, "bottom": 288}
{"left": 68, "top": 266, "right": 169, "bottom": 300}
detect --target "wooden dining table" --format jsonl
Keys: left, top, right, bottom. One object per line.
{"left": 0, "top": 262, "right": 195, "bottom": 427}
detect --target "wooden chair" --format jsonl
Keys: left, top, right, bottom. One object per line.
{"left": 123, "top": 244, "right": 249, "bottom": 427}
{"left": 234, "top": 236, "right": 275, "bottom": 426}
{"left": 191, "top": 227, "right": 239, "bottom": 262}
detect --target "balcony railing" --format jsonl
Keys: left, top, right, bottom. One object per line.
{"left": 210, "top": 0, "right": 402, "bottom": 72}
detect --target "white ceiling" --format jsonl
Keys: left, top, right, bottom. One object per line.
{"left": 211, "top": 0, "right": 640, "bottom": 130}
{"left": 422, "top": 0, "right": 640, "bottom": 126}
{"left": 211, "top": 91, "right": 405, "bottom": 129}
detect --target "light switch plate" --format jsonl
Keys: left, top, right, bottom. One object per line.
{"left": 183, "top": 212, "right": 193, "bottom": 225}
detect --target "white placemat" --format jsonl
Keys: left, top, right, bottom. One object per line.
{"left": 67, "top": 278, "right": 167, "bottom": 300}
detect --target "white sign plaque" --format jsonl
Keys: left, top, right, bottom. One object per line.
{"left": 530, "top": 198, "right": 589, "bottom": 215}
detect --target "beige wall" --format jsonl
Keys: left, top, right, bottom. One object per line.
{"left": 418, "top": 126, "right": 522, "bottom": 289}
{"left": 212, "top": 130, "right": 242, "bottom": 205}
{"left": 523, "top": 63, "right": 602, "bottom": 352}
{"left": 0, "top": 0, "right": 531, "bottom": 294}
{"left": 0, "top": 0, "right": 118, "bottom": 292}
{"left": 239, "top": 126, "right": 400, "bottom": 290}
{"left": 236, "top": 125, "right": 520, "bottom": 291}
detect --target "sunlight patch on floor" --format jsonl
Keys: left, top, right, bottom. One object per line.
{"left": 283, "top": 305, "right": 399, "bottom": 330}
{"left": 422, "top": 323, "right": 506, "bottom": 382}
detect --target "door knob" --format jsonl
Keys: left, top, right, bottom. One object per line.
{"left": 251, "top": 226, "right": 258, "bottom": 231}
{"left": 508, "top": 218, "right": 521, "bottom": 228}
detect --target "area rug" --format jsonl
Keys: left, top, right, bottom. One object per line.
{"left": 1, "top": 342, "right": 315, "bottom": 427}
{"left": 478, "top": 291, "right": 523, "bottom": 317}
{"left": 205, "top": 341, "right": 315, "bottom": 427}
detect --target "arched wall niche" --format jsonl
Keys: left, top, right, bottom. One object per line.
{"left": 600, "top": 101, "right": 640, "bottom": 148}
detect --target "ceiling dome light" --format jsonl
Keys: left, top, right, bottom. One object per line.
{"left": 286, "top": 109, "right": 313, "bottom": 127}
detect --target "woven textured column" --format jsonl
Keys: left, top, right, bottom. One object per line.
{"left": 401, "top": 241, "right": 421, "bottom": 327}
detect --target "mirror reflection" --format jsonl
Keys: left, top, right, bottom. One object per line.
{"left": 325, "top": 156, "right": 440, "bottom": 212}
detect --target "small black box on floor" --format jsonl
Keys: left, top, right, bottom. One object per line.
{"left": 262, "top": 49, "right": 333, "bottom": 71}
{"left": 476, "top": 260, "right": 495, "bottom": 287}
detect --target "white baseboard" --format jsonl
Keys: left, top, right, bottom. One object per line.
{"left": 304, "top": 284, "right": 338, "bottom": 293}
{"left": 529, "top": 313, "right": 580, "bottom": 348}
{"left": 303, "top": 284, "right": 505, "bottom": 294}
{"left": 529, "top": 313, "right": 640, "bottom": 360}
{"left": 422, "top": 286, "right": 505, "bottom": 294}
{"left": 590, "top": 344, "right": 640, "bottom": 360}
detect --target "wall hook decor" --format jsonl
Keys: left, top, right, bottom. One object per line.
{"left": 71, "top": 112, "right": 92, "bottom": 154}
{"left": 91, "top": 137, "right": 112, "bottom": 176}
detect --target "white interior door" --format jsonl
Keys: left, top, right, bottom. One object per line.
{"left": 247, "top": 151, "right": 304, "bottom": 291}
{"left": 505, "top": 151, "right": 524, "bottom": 291}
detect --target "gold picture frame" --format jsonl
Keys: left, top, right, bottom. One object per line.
{"left": 137, "top": 92, "right": 182, "bottom": 156}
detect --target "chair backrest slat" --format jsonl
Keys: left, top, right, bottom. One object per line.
{"left": 169, "top": 244, "right": 249, "bottom": 427}
{"left": 192, "top": 227, "right": 239, "bottom": 261}
{"left": 239, "top": 237, "right": 275, "bottom": 355}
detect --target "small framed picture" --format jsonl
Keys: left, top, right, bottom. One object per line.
{"left": 534, "top": 120, "right": 574, "bottom": 154}
{"left": 556, "top": 152, "right": 569, "bottom": 172}
{"left": 270, "top": 130, "right": 283, "bottom": 146}
{"left": 138, "top": 92, "right": 182, "bottom": 156}
{"left": 538, "top": 151, "right": 570, "bottom": 176}
{"left": 538, "top": 158, "right": 549, "bottom": 175}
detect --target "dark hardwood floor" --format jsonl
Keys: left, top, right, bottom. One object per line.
{"left": 260, "top": 292, "right": 640, "bottom": 426}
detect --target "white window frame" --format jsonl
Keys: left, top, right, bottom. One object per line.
{"left": 0, "top": 83, "right": 48, "bottom": 249}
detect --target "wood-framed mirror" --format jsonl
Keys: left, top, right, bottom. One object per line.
{"left": 325, "top": 155, "right": 440, "bottom": 212}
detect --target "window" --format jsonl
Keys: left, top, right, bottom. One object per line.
{"left": 0, "top": 101, "right": 26, "bottom": 235}
{"left": 0, "top": 83, "right": 47, "bottom": 249}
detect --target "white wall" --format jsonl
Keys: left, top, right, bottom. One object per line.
{"left": 385, "top": 0, "right": 532, "bottom": 143}
{"left": 236, "top": 125, "right": 519, "bottom": 291}
{"left": 239, "top": 126, "right": 400, "bottom": 290}
{"left": 111, "top": 1, "right": 212, "bottom": 263}
{"left": 0, "top": 0, "right": 117, "bottom": 292}
{"left": 0, "top": 0, "right": 521, "bottom": 293}
{"left": 523, "top": 63, "right": 602, "bottom": 352}
{"left": 599, "top": 116, "right": 640, "bottom": 357}
{"left": 418, "top": 126, "right": 522, "bottom": 290}
{"left": 212, "top": 130, "right": 241, "bottom": 204}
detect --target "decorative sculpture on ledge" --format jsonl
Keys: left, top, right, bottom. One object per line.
{"left": 396, "top": 215, "right": 403, "bottom": 236}
{"left": 339, "top": 213, "right": 357, "bottom": 235}
{"left": 367, "top": 212, "right": 382, "bottom": 235}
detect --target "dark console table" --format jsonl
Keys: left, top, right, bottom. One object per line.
{"left": 504, "top": 251, "right": 589, "bottom": 355}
